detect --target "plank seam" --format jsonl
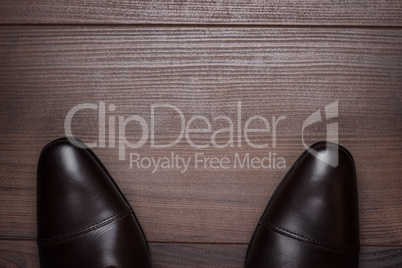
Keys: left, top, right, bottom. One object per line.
{"left": 0, "top": 23, "right": 402, "bottom": 29}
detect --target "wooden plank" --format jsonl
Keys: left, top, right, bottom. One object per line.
{"left": 0, "top": 240, "right": 401, "bottom": 267}
{"left": 0, "top": 0, "right": 402, "bottom": 26}
{"left": 0, "top": 240, "right": 39, "bottom": 267}
{"left": 360, "top": 248, "right": 402, "bottom": 268}
{"left": 151, "top": 244, "right": 246, "bottom": 267}
{"left": 0, "top": 27, "right": 401, "bottom": 247}
{"left": 153, "top": 245, "right": 402, "bottom": 267}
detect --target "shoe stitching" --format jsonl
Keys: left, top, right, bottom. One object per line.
{"left": 259, "top": 219, "right": 359, "bottom": 252}
{"left": 38, "top": 208, "right": 132, "bottom": 245}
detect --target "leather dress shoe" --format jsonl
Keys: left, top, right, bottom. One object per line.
{"left": 37, "top": 137, "right": 151, "bottom": 267}
{"left": 245, "top": 142, "right": 360, "bottom": 267}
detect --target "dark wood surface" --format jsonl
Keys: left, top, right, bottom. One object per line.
{"left": 1, "top": 0, "right": 402, "bottom": 26}
{"left": 0, "top": 1, "right": 401, "bottom": 267}
{"left": 0, "top": 240, "right": 401, "bottom": 267}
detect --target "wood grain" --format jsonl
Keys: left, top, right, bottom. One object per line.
{"left": 0, "top": 240, "right": 401, "bottom": 267}
{"left": 0, "top": 27, "right": 401, "bottom": 250}
{"left": 0, "top": 0, "right": 402, "bottom": 26}
{"left": 1, "top": 0, "right": 402, "bottom": 266}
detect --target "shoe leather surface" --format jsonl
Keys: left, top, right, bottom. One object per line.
{"left": 245, "top": 142, "right": 360, "bottom": 268}
{"left": 37, "top": 138, "right": 152, "bottom": 268}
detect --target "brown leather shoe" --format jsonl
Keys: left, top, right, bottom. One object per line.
{"left": 37, "top": 138, "right": 152, "bottom": 268}
{"left": 245, "top": 142, "right": 360, "bottom": 268}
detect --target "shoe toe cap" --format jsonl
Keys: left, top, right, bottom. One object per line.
{"left": 37, "top": 138, "right": 130, "bottom": 241}
{"left": 246, "top": 142, "right": 360, "bottom": 267}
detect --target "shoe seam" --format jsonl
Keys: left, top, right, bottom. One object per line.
{"left": 259, "top": 219, "right": 359, "bottom": 252}
{"left": 37, "top": 208, "right": 132, "bottom": 245}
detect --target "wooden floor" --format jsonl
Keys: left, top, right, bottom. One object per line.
{"left": 1, "top": 1, "right": 401, "bottom": 267}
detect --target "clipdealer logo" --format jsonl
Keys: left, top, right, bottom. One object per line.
{"left": 302, "top": 101, "right": 339, "bottom": 167}
{"left": 64, "top": 101, "right": 339, "bottom": 172}
{"left": 64, "top": 102, "right": 287, "bottom": 172}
